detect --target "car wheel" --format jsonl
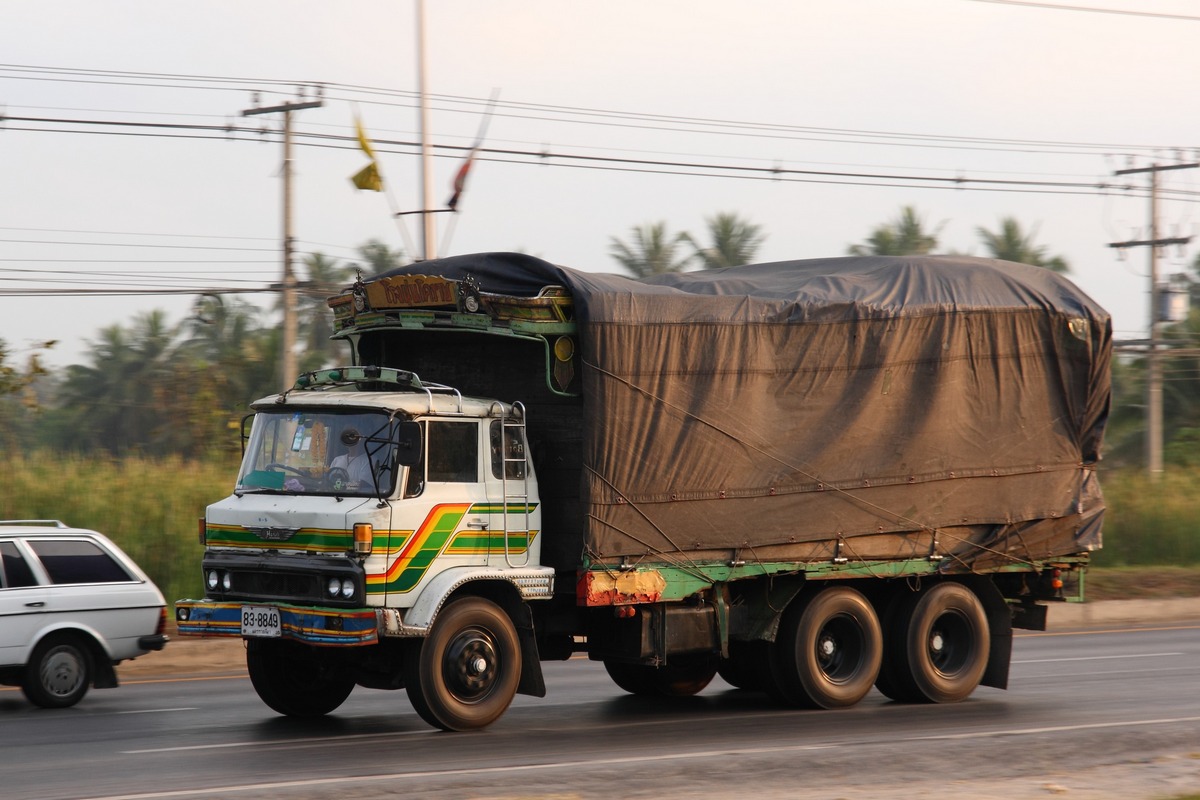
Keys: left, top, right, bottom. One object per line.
{"left": 23, "top": 634, "right": 93, "bottom": 709}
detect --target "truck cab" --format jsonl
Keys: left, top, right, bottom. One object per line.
{"left": 177, "top": 366, "right": 554, "bottom": 729}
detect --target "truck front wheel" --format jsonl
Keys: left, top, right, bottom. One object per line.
{"left": 405, "top": 596, "right": 521, "bottom": 731}
{"left": 771, "top": 586, "right": 882, "bottom": 709}
{"left": 246, "top": 639, "right": 355, "bottom": 717}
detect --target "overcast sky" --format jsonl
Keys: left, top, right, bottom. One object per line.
{"left": 2, "top": 0, "right": 1198, "bottom": 368}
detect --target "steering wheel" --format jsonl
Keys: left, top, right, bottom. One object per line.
{"left": 265, "top": 463, "right": 306, "bottom": 476}
{"left": 325, "top": 466, "right": 351, "bottom": 492}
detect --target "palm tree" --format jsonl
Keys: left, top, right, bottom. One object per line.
{"left": 296, "top": 253, "right": 358, "bottom": 371}
{"left": 608, "top": 222, "right": 694, "bottom": 278}
{"left": 848, "top": 206, "right": 942, "bottom": 256}
{"left": 688, "top": 212, "right": 766, "bottom": 269}
{"left": 351, "top": 239, "right": 407, "bottom": 276}
{"left": 976, "top": 218, "right": 1069, "bottom": 273}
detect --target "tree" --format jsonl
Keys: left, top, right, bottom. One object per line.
{"left": 688, "top": 212, "right": 766, "bottom": 269}
{"left": 296, "top": 253, "right": 358, "bottom": 371}
{"left": 608, "top": 222, "right": 694, "bottom": 278}
{"left": 0, "top": 338, "right": 55, "bottom": 452}
{"left": 351, "top": 239, "right": 406, "bottom": 276}
{"left": 976, "top": 217, "right": 1069, "bottom": 273}
{"left": 847, "top": 206, "right": 942, "bottom": 256}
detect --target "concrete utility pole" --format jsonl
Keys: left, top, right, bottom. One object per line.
{"left": 1109, "top": 161, "right": 1197, "bottom": 478}
{"left": 416, "top": 0, "right": 436, "bottom": 260}
{"left": 242, "top": 90, "right": 325, "bottom": 391}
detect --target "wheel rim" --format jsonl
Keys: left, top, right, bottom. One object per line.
{"left": 815, "top": 613, "right": 866, "bottom": 684}
{"left": 927, "top": 609, "right": 973, "bottom": 677}
{"left": 442, "top": 625, "right": 499, "bottom": 703}
{"left": 42, "top": 646, "right": 85, "bottom": 698}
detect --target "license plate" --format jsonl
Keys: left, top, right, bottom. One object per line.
{"left": 241, "top": 605, "right": 281, "bottom": 637}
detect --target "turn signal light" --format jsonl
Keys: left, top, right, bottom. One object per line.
{"left": 353, "top": 523, "right": 374, "bottom": 556}
{"left": 1050, "top": 568, "right": 1063, "bottom": 590}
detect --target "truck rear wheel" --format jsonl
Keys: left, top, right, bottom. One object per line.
{"left": 246, "top": 639, "right": 355, "bottom": 717}
{"left": 772, "top": 586, "right": 882, "bottom": 709}
{"left": 717, "top": 640, "right": 766, "bottom": 691}
{"left": 604, "top": 653, "right": 718, "bottom": 697}
{"left": 405, "top": 596, "right": 521, "bottom": 731}
{"left": 880, "top": 582, "right": 990, "bottom": 704}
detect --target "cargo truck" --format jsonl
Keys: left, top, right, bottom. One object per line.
{"left": 176, "top": 252, "right": 1111, "bottom": 731}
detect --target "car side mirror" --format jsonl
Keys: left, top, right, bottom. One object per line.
{"left": 394, "top": 421, "right": 423, "bottom": 466}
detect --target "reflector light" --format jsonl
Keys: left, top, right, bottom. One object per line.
{"left": 353, "top": 523, "right": 374, "bottom": 556}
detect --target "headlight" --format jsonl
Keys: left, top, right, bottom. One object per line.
{"left": 328, "top": 577, "right": 341, "bottom": 597}
{"left": 222, "top": 572, "right": 232, "bottom": 591}
{"left": 207, "top": 570, "right": 219, "bottom": 590}
{"left": 341, "top": 578, "right": 355, "bottom": 599}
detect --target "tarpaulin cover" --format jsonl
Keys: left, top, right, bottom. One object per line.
{"left": 377, "top": 252, "right": 1111, "bottom": 571}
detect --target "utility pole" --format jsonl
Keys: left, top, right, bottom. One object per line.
{"left": 242, "top": 90, "right": 324, "bottom": 391}
{"left": 415, "top": 0, "right": 436, "bottom": 260}
{"left": 1109, "top": 161, "right": 1197, "bottom": 478}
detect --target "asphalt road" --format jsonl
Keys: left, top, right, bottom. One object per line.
{"left": 2, "top": 623, "right": 1199, "bottom": 800}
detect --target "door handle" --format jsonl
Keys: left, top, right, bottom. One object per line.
{"left": 466, "top": 519, "right": 489, "bottom": 530}
{"left": 25, "top": 602, "right": 45, "bottom": 608}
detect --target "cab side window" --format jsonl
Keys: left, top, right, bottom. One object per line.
{"left": 490, "top": 420, "right": 527, "bottom": 480}
{"left": 27, "top": 540, "right": 134, "bottom": 585}
{"left": 427, "top": 421, "right": 479, "bottom": 483}
{"left": 0, "top": 541, "right": 38, "bottom": 589}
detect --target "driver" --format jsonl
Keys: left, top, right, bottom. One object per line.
{"left": 329, "top": 426, "right": 374, "bottom": 487}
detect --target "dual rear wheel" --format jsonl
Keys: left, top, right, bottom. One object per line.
{"left": 704, "top": 582, "right": 991, "bottom": 709}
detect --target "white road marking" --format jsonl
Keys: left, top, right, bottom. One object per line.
{"left": 1014, "top": 651, "right": 1184, "bottom": 663}
{"left": 95, "top": 715, "right": 1200, "bottom": 800}
{"left": 116, "top": 707, "right": 198, "bottom": 715}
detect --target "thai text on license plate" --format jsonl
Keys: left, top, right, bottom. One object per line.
{"left": 241, "top": 605, "right": 281, "bottom": 637}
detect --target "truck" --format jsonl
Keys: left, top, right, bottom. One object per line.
{"left": 176, "top": 251, "right": 1111, "bottom": 731}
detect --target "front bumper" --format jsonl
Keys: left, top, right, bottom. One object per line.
{"left": 175, "top": 600, "right": 379, "bottom": 646}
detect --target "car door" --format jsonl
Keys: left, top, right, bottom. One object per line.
{"left": 0, "top": 539, "right": 50, "bottom": 668}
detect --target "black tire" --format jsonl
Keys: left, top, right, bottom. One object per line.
{"left": 23, "top": 634, "right": 92, "bottom": 709}
{"left": 717, "top": 640, "right": 766, "bottom": 691}
{"left": 890, "top": 582, "right": 990, "bottom": 704}
{"left": 246, "top": 639, "right": 356, "bottom": 717}
{"left": 874, "top": 591, "right": 913, "bottom": 702}
{"left": 605, "top": 654, "right": 718, "bottom": 697}
{"left": 405, "top": 597, "right": 521, "bottom": 731}
{"left": 603, "top": 660, "right": 658, "bottom": 695}
{"left": 772, "top": 586, "right": 882, "bottom": 709}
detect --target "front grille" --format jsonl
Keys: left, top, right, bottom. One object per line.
{"left": 202, "top": 551, "right": 364, "bottom": 607}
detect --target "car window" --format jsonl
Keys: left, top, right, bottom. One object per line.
{"left": 26, "top": 539, "right": 135, "bottom": 585}
{"left": 0, "top": 541, "right": 39, "bottom": 588}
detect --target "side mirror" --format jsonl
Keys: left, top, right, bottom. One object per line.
{"left": 394, "top": 421, "right": 423, "bottom": 466}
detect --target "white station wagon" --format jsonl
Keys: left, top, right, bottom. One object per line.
{"left": 0, "top": 520, "right": 168, "bottom": 708}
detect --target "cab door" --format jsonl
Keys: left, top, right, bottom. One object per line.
{"left": 385, "top": 419, "right": 488, "bottom": 607}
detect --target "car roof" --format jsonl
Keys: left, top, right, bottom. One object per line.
{"left": 0, "top": 520, "right": 104, "bottom": 537}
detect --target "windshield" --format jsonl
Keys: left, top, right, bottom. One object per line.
{"left": 237, "top": 409, "right": 399, "bottom": 497}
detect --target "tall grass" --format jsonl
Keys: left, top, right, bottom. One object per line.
{"left": 1, "top": 454, "right": 1196, "bottom": 605}
{"left": 0, "top": 452, "right": 237, "bottom": 605}
{"left": 1095, "top": 466, "right": 1200, "bottom": 567}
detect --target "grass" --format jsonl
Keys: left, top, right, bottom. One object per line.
{"left": 2, "top": 453, "right": 1199, "bottom": 604}
{"left": 0, "top": 452, "right": 236, "bottom": 605}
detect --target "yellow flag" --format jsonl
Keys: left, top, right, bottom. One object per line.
{"left": 351, "top": 162, "right": 383, "bottom": 192}
{"left": 350, "top": 114, "right": 383, "bottom": 191}
{"left": 355, "top": 116, "right": 377, "bottom": 160}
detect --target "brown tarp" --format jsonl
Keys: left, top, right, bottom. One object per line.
{"left": 375, "top": 253, "right": 1111, "bottom": 572}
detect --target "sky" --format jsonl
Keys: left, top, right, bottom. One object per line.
{"left": 2, "top": 0, "right": 1198, "bottom": 369}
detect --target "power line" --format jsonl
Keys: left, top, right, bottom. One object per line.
{"left": 6, "top": 112, "right": 1195, "bottom": 203}
{"left": 962, "top": 0, "right": 1200, "bottom": 22}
